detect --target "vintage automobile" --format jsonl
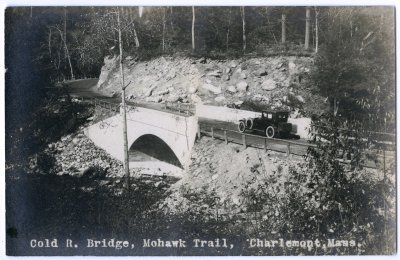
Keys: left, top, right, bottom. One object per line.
{"left": 238, "top": 111, "right": 292, "bottom": 138}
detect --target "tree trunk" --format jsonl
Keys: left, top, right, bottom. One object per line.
{"left": 241, "top": 6, "right": 246, "bottom": 52}
{"left": 170, "top": 7, "right": 174, "bottom": 31}
{"left": 192, "top": 6, "right": 195, "bottom": 51}
{"left": 226, "top": 8, "right": 231, "bottom": 52}
{"left": 133, "top": 24, "right": 140, "bottom": 48}
{"left": 64, "top": 7, "right": 67, "bottom": 59}
{"left": 162, "top": 7, "right": 166, "bottom": 52}
{"left": 333, "top": 97, "right": 339, "bottom": 116}
{"left": 48, "top": 28, "right": 52, "bottom": 58}
{"left": 265, "top": 7, "right": 278, "bottom": 44}
{"left": 56, "top": 26, "right": 74, "bottom": 80}
{"left": 117, "top": 8, "right": 130, "bottom": 189}
{"left": 62, "top": 8, "right": 74, "bottom": 80}
{"left": 281, "top": 13, "right": 286, "bottom": 44}
{"left": 315, "top": 7, "right": 319, "bottom": 53}
{"left": 305, "top": 7, "right": 311, "bottom": 50}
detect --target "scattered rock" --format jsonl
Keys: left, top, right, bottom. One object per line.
{"left": 261, "top": 78, "right": 277, "bottom": 91}
{"left": 239, "top": 72, "right": 247, "bottom": 79}
{"left": 191, "top": 94, "right": 202, "bottom": 103}
{"left": 188, "top": 86, "right": 198, "bottom": 94}
{"left": 235, "top": 67, "right": 242, "bottom": 74}
{"left": 197, "top": 57, "right": 207, "bottom": 64}
{"left": 206, "top": 70, "right": 222, "bottom": 77}
{"left": 236, "top": 81, "right": 248, "bottom": 92}
{"left": 222, "top": 74, "right": 230, "bottom": 81}
{"left": 155, "top": 89, "right": 170, "bottom": 96}
{"left": 167, "top": 94, "right": 181, "bottom": 102}
{"left": 276, "top": 62, "right": 284, "bottom": 69}
{"left": 227, "top": 85, "right": 237, "bottom": 93}
{"left": 230, "top": 62, "right": 237, "bottom": 68}
{"left": 296, "top": 95, "right": 305, "bottom": 103}
{"left": 234, "top": 100, "right": 244, "bottom": 106}
{"left": 254, "top": 68, "right": 268, "bottom": 77}
{"left": 214, "top": 96, "right": 226, "bottom": 102}
{"left": 289, "top": 61, "right": 296, "bottom": 71}
{"left": 201, "top": 83, "right": 222, "bottom": 94}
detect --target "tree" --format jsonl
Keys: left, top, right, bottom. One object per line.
{"left": 314, "top": 7, "right": 319, "bottom": 52}
{"left": 241, "top": 6, "right": 246, "bottom": 52}
{"left": 226, "top": 7, "right": 232, "bottom": 51}
{"left": 281, "top": 12, "right": 286, "bottom": 44}
{"left": 192, "top": 6, "right": 195, "bottom": 51}
{"left": 53, "top": 24, "right": 75, "bottom": 80}
{"left": 310, "top": 7, "right": 395, "bottom": 127}
{"left": 116, "top": 7, "right": 131, "bottom": 189}
{"left": 304, "top": 6, "right": 311, "bottom": 50}
{"left": 162, "top": 7, "right": 166, "bottom": 52}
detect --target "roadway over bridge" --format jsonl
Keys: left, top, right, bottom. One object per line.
{"left": 84, "top": 106, "right": 198, "bottom": 170}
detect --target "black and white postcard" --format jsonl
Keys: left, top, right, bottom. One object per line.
{"left": 4, "top": 5, "right": 397, "bottom": 256}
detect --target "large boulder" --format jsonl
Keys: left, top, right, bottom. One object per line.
{"left": 222, "top": 74, "right": 230, "bottom": 81}
{"left": 154, "top": 89, "right": 169, "bottom": 96}
{"left": 254, "top": 68, "right": 268, "bottom": 77}
{"left": 236, "top": 81, "right": 248, "bottom": 92}
{"left": 206, "top": 70, "right": 222, "bottom": 77}
{"left": 188, "top": 86, "right": 198, "bottom": 94}
{"left": 191, "top": 94, "right": 202, "bottom": 103}
{"left": 234, "top": 100, "right": 244, "bottom": 106}
{"left": 201, "top": 83, "right": 222, "bottom": 94}
{"left": 214, "top": 96, "right": 226, "bottom": 102}
{"left": 144, "top": 86, "right": 156, "bottom": 97}
{"left": 296, "top": 95, "right": 305, "bottom": 103}
{"left": 261, "top": 78, "right": 277, "bottom": 91}
{"left": 226, "top": 85, "right": 237, "bottom": 93}
{"left": 167, "top": 94, "right": 181, "bottom": 103}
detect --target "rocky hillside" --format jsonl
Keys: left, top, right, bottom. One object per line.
{"left": 97, "top": 55, "right": 319, "bottom": 113}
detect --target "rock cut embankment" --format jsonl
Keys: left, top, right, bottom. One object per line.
{"left": 97, "top": 55, "right": 314, "bottom": 111}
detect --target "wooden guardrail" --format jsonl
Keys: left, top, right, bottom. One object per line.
{"left": 199, "top": 125, "right": 315, "bottom": 156}
{"left": 198, "top": 124, "right": 393, "bottom": 169}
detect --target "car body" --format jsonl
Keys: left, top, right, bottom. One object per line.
{"left": 238, "top": 111, "right": 292, "bottom": 138}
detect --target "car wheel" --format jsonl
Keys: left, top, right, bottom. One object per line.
{"left": 238, "top": 121, "right": 246, "bottom": 133}
{"left": 265, "top": 126, "right": 275, "bottom": 138}
{"left": 246, "top": 118, "right": 254, "bottom": 130}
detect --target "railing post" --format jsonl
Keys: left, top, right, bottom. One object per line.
{"left": 211, "top": 127, "right": 214, "bottom": 139}
{"left": 224, "top": 130, "right": 228, "bottom": 144}
{"left": 287, "top": 143, "right": 290, "bottom": 156}
{"left": 242, "top": 134, "right": 246, "bottom": 148}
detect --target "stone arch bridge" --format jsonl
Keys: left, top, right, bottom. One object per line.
{"left": 84, "top": 107, "right": 198, "bottom": 169}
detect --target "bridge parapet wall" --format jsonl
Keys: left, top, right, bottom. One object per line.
{"left": 84, "top": 107, "right": 198, "bottom": 169}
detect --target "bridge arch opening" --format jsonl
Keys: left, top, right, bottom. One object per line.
{"left": 129, "top": 134, "right": 183, "bottom": 168}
